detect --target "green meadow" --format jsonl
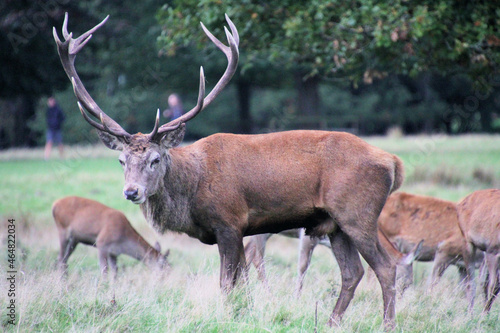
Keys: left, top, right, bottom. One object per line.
{"left": 1, "top": 134, "right": 499, "bottom": 332}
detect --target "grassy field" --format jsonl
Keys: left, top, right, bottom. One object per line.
{"left": 1, "top": 134, "right": 499, "bottom": 332}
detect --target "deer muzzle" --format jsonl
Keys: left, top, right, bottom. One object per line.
{"left": 123, "top": 184, "right": 146, "bottom": 204}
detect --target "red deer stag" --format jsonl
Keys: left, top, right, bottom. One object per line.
{"left": 53, "top": 196, "right": 169, "bottom": 277}
{"left": 245, "top": 228, "right": 422, "bottom": 295}
{"left": 457, "top": 189, "right": 500, "bottom": 313}
{"left": 54, "top": 14, "right": 404, "bottom": 328}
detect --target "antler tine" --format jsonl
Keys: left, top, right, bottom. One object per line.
{"left": 77, "top": 102, "right": 106, "bottom": 132}
{"left": 61, "top": 13, "right": 70, "bottom": 39}
{"left": 54, "top": 13, "right": 130, "bottom": 140}
{"left": 225, "top": 14, "right": 239, "bottom": 46}
{"left": 73, "top": 15, "right": 109, "bottom": 46}
{"left": 71, "top": 77, "right": 130, "bottom": 138}
{"left": 77, "top": 101, "right": 130, "bottom": 139}
{"left": 203, "top": 25, "right": 238, "bottom": 107}
{"left": 147, "top": 109, "right": 161, "bottom": 140}
{"left": 154, "top": 15, "right": 239, "bottom": 139}
{"left": 195, "top": 16, "right": 239, "bottom": 109}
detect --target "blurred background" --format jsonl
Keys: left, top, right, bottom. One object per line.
{"left": 1, "top": 0, "right": 499, "bottom": 148}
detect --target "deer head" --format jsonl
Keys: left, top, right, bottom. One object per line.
{"left": 153, "top": 241, "right": 170, "bottom": 268}
{"left": 54, "top": 13, "right": 239, "bottom": 204}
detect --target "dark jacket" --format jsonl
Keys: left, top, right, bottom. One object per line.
{"left": 46, "top": 105, "right": 65, "bottom": 131}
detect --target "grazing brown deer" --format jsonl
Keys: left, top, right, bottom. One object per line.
{"left": 457, "top": 189, "right": 500, "bottom": 313}
{"left": 53, "top": 196, "right": 169, "bottom": 277}
{"left": 54, "top": 14, "right": 404, "bottom": 328}
{"left": 244, "top": 228, "right": 422, "bottom": 295}
{"left": 379, "top": 192, "right": 484, "bottom": 284}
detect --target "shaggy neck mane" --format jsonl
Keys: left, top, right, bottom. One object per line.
{"left": 140, "top": 148, "right": 203, "bottom": 236}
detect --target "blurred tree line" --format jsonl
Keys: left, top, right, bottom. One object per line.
{"left": 1, "top": 0, "right": 499, "bottom": 149}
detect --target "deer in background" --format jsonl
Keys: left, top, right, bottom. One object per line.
{"left": 458, "top": 189, "right": 500, "bottom": 313}
{"left": 54, "top": 14, "right": 404, "bottom": 329}
{"left": 53, "top": 196, "right": 169, "bottom": 277}
{"left": 378, "top": 192, "right": 483, "bottom": 285}
{"left": 246, "top": 192, "right": 483, "bottom": 294}
{"left": 245, "top": 228, "right": 422, "bottom": 295}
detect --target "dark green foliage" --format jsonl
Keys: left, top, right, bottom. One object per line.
{"left": 157, "top": 1, "right": 500, "bottom": 135}
{"left": 158, "top": 0, "right": 500, "bottom": 84}
{"left": 2, "top": 0, "right": 500, "bottom": 148}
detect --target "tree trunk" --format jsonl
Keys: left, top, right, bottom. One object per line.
{"left": 13, "top": 95, "right": 37, "bottom": 147}
{"left": 236, "top": 79, "right": 252, "bottom": 134}
{"left": 479, "top": 106, "right": 492, "bottom": 133}
{"left": 419, "top": 73, "right": 435, "bottom": 134}
{"left": 295, "top": 72, "right": 321, "bottom": 129}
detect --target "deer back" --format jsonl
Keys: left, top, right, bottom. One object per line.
{"left": 378, "top": 192, "right": 463, "bottom": 259}
{"left": 53, "top": 196, "right": 113, "bottom": 241}
{"left": 457, "top": 189, "right": 500, "bottom": 251}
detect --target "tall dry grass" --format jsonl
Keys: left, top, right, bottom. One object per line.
{"left": 2, "top": 226, "right": 499, "bottom": 332}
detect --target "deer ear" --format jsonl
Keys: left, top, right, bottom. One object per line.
{"left": 160, "top": 123, "right": 186, "bottom": 149}
{"left": 97, "top": 130, "right": 124, "bottom": 151}
{"left": 154, "top": 241, "right": 161, "bottom": 252}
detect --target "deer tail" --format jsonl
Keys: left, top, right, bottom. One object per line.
{"left": 390, "top": 155, "right": 405, "bottom": 194}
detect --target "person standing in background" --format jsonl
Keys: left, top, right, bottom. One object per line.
{"left": 44, "top": 96, "right": 65, "bottom": 160}
{"left": 163, "top": 93, "right": 184, "bottom": 121}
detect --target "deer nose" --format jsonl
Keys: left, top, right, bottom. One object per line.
{"left": 124, "top": 189, "right": 139, "bottom": 200}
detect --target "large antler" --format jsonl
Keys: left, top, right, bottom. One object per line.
{"left": 150, "top": 14, "right": 240, "bottom": 140}
{"left": 53, "top": 13, "right": 131, "bottom": 140}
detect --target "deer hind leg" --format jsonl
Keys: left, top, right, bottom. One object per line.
{"left": 295, "top": 230, "right": 320, "bottom": 297}
{"left": 333, "top": 215, "right": 397, "bottom": 330}
{"left": 58, "top": 235, "right": 78, "bottom": 275}
{"left": 321, "top": 181, "right": 396, "bottom": 328}
{"left": 355, "top": 238, "right": 396, "bottom": 329}
{"left": 217, "top": 228, "right": 247, "bottom": 293}
{"left": 483, "top": 252, "right": 500, "bottom": 313}
{"left": 326, "top": 229, "right": 364, "bottom": 327}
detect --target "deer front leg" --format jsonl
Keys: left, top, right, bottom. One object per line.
{"left": 430, "top": 250, "right": 453, "bottom": 286}
{"left": 108, "top": 254, "right": 118, "bottom": 281}
{"left": 463, "top": 245, "right": 477, "bottom": 313}
{"left": 244, "top": 234, "right": 271, "bottom": 283}
{"left": 483, "top": 252, "right": 500, "bottom": 313}
{"left": 216, "top": 228, "right": 247, "bottom": 293}
{"left": 98, "top": 249, "right": 109, "bottom": 277}
{"left": 58, "top": 235, "right": 78, "bottom": 275}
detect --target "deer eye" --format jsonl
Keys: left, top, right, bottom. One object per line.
{"left": 150, "top": 157, "right": 160, "bottom": 168}
{"left": 119, "top": 158, "right": 125, "bottom": 167}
